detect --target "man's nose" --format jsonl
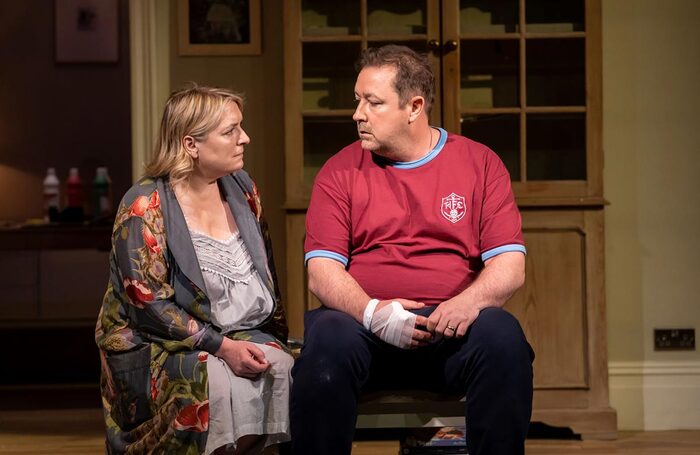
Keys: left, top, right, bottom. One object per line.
{"left": 352, "top": 102, "right": 365, "bottom": 122}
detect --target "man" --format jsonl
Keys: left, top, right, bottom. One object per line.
{"left": 290, "top": 45, "right": 534, "bottom": 455}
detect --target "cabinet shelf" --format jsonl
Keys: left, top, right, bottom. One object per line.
{"left": 525, "top": 31, "right": 586, "bottom": 39}
{"left": 461, "top": 107, "right": 521, "bottom": 115}
{"left": 460, "top": 107, "right": 587, "bottom": 115}
{"left": 367, "top": 34, "right": 429, "bottom": 42}
{"left": 301, "top": 35, "right": 362, "bottom": 42}
{"left": 303, "top": 109, "right": 355, "bottom": 117}
{"left": 525, "top": 106, "right": 586, "bottom": 113}
{"left": 459, "top": 31, "right": 586, "bottom": 40}
{"left": 460, "top": 32, "right": 521, "bottom": 40}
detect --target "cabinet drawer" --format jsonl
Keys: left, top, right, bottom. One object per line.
{"left": 0, "top": 251, "right": 39, "bottom": 319}
{"left": 39, "top": 250, "right": 110, "bottom": 319}
{"left": 0, "top": 251, "right": 39, "bottom": 286}
{"left": 0, "top": 286, "right": 39, "bottom": 319}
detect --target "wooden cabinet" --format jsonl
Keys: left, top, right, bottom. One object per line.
{"left": 283, "top": 0, "right": 614, "bottom": 438}
{"left": 0, "top": 226, "right": 111, "bottom": 327}
{"left": 513, "top": 208, "right": 615, "bottom": 438}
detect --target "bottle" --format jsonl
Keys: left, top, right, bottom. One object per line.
{"left": 42, "top": 168, "right": 60, "bottom": 222}
{"left": 92, "top": 167, "right": 113, "bottom": 219}
{"left": 66, "top": 167, "right": 84, "bottom": 209}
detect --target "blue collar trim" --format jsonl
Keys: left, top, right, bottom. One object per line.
{"left": 388, "top": 127, "right": 447, "bottom": 169}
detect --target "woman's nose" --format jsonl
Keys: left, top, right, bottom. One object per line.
{"left": 240, "top": 128, "right": 250, "bottom": 145}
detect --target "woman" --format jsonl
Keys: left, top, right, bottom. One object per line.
{"left": 95, "top": 85, "right": 291, "bottom": 454}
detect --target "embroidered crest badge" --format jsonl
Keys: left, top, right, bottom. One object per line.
{"left": 441, "top": 192, "right": 466, "bottom": 223}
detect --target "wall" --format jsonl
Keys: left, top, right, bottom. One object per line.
{"left": 0, "top": 0, "right": 132, "bottom": 222}
{"left": 603, "top": 0, "right": 700, "bottom": 430}
{"left": 168, "top": 0, "right": 288, "bottom": 296}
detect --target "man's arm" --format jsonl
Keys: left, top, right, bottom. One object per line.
{"left": 426, "top": 251, "right": 525, "bottom": 338}
{"left": 307, "top": 257, "right": 372, "bottom": 323}
{"left": 307, "top": 257, "right": 432, "bottom": 347}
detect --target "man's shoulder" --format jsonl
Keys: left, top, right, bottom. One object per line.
{"left": 326, "top": 140, "right": 364, "bottom": 165}
{"left": 439, "top": 133, "right": 499, "bottom": 167}
{"left": 445, "top": 132, "right": 493, "bottom": 156}
{"left": 315, "top": 140, "right": 364, "bottom": 178}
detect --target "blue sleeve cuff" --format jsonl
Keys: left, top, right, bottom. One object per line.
{"left": 304, "top": 250, "right": 349, "bottom": 267}
{"left": 481, "top": 244, "right": 527, "bottom": 262}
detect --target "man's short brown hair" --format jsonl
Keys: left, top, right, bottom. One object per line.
{"left": 356, "top": 45, "right": 435, "bottom": 113}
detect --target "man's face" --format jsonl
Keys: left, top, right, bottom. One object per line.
{"left": 352, "top": 65, "right": 412, "bottom": 157}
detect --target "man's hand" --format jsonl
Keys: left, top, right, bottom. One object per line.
{"left": 369, "top": 298, "right": 432, "bottom": 348}
{"left": 426, "top": 297, "right": 480, "bottom": 339}
{"left": 425, "top": 252, "right": 526, "bottom": 338}
{"left": 215, "top": 338, "right": 270, "bottom": 379}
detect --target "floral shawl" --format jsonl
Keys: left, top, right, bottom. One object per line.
{"left": 95, "top": 171, "right": 288, "bottom": 454}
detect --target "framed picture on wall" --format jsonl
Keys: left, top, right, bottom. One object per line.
{"left": 178, "top": 0, "right": 262, "bottom": 56}
{"left": 55, "top": 0, "right": 119, "bottom": 63}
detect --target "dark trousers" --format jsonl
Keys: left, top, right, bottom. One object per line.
{"left": 290, "top": 305, "right": 534, "bottom": 455}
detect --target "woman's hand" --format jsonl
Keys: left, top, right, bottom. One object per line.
{"left": 215, "top": 338, "right": 270, "bottom": 379}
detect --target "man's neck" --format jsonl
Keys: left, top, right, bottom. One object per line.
{"left": 386, "top": 123, "right": 435, "bottom": 162}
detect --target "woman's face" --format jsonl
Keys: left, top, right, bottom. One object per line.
{"left": 192, "top": 101, "right": 250, "bottom": 179}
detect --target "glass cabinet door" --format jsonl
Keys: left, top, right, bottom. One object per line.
{"left": 442, "top": 0, "right": 600, "bottom": 203}
{"left": 286, "top": 0, "right": 601, "bottom": 205}
{"left": 286, "top": 0, "right": 440, "bottom": 204}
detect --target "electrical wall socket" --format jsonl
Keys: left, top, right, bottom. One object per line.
{"left": 654, "top": 328, "right": 695, "bottom": 351}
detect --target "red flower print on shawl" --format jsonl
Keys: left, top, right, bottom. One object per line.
{"left": 244, "top": 183, "right": 262, "bottom": 220}
{"left": 123, "top": 277, "right": 154, "bottom": 308}
{"left": 128, "top": 191, "right": 160, "bottom": 218}
{"left": 151, "top": 376, "right": 158, "bottom": 401}
{"left": 129, "top": 196, "right": 149, "bottom": 217}
{"left": 174, "top": 401, "right": 209, "bottom": 432}
{"left": 148, "top": 190, "right": 160, "bottom": 209}
{"left": 142, "top": 225, "right": 161, "bottom": 254}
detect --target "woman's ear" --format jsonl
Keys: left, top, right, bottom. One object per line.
{"left": 408, "top": 96, "right": 425, "bottom": 123}
{"left": 182, "top": 136, "right": 198, "bottom": 159}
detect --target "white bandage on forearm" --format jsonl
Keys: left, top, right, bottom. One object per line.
{"left": 369, "top": 301, "right": 416, "bottom": 349}
{"left": 363, "top": 298, "right": 380, "bottom": 330}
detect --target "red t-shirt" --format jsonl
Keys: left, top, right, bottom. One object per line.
{"left": 304, "top": 128, "right": 525, "bottom": 305}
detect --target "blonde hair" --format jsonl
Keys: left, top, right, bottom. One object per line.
{"left": 144, "top": 84, "right": 244, "bottom": 187}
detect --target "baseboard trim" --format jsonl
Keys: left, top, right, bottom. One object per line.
{"left": 609, "top": 360, "right": 700, "bottom": 376}
{"left": 609, "top": 360, "right": 700, "bottom": 431}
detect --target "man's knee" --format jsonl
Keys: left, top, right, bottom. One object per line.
{"left": 293, "top": 308, "right": 370, "bottom": 388}
{"left": 469, "top": 307, "right": 533, "bottom": 360}
{"left": 302, "top": 307, "right": 366, "bottom": 352}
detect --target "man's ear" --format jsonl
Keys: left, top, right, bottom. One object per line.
{"left": 182, "top": 136, "right": 198, "bottom": 159}
{"left": 408, "top": 95, "right": 425, "bottom": 123}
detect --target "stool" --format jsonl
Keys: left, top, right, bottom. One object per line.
{"left": 357, "top": 389, "right": 465, "bottom": 429}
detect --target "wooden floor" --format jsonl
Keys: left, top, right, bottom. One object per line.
{"left": 1, "top": 408, "right": 700, "bottom": 454}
